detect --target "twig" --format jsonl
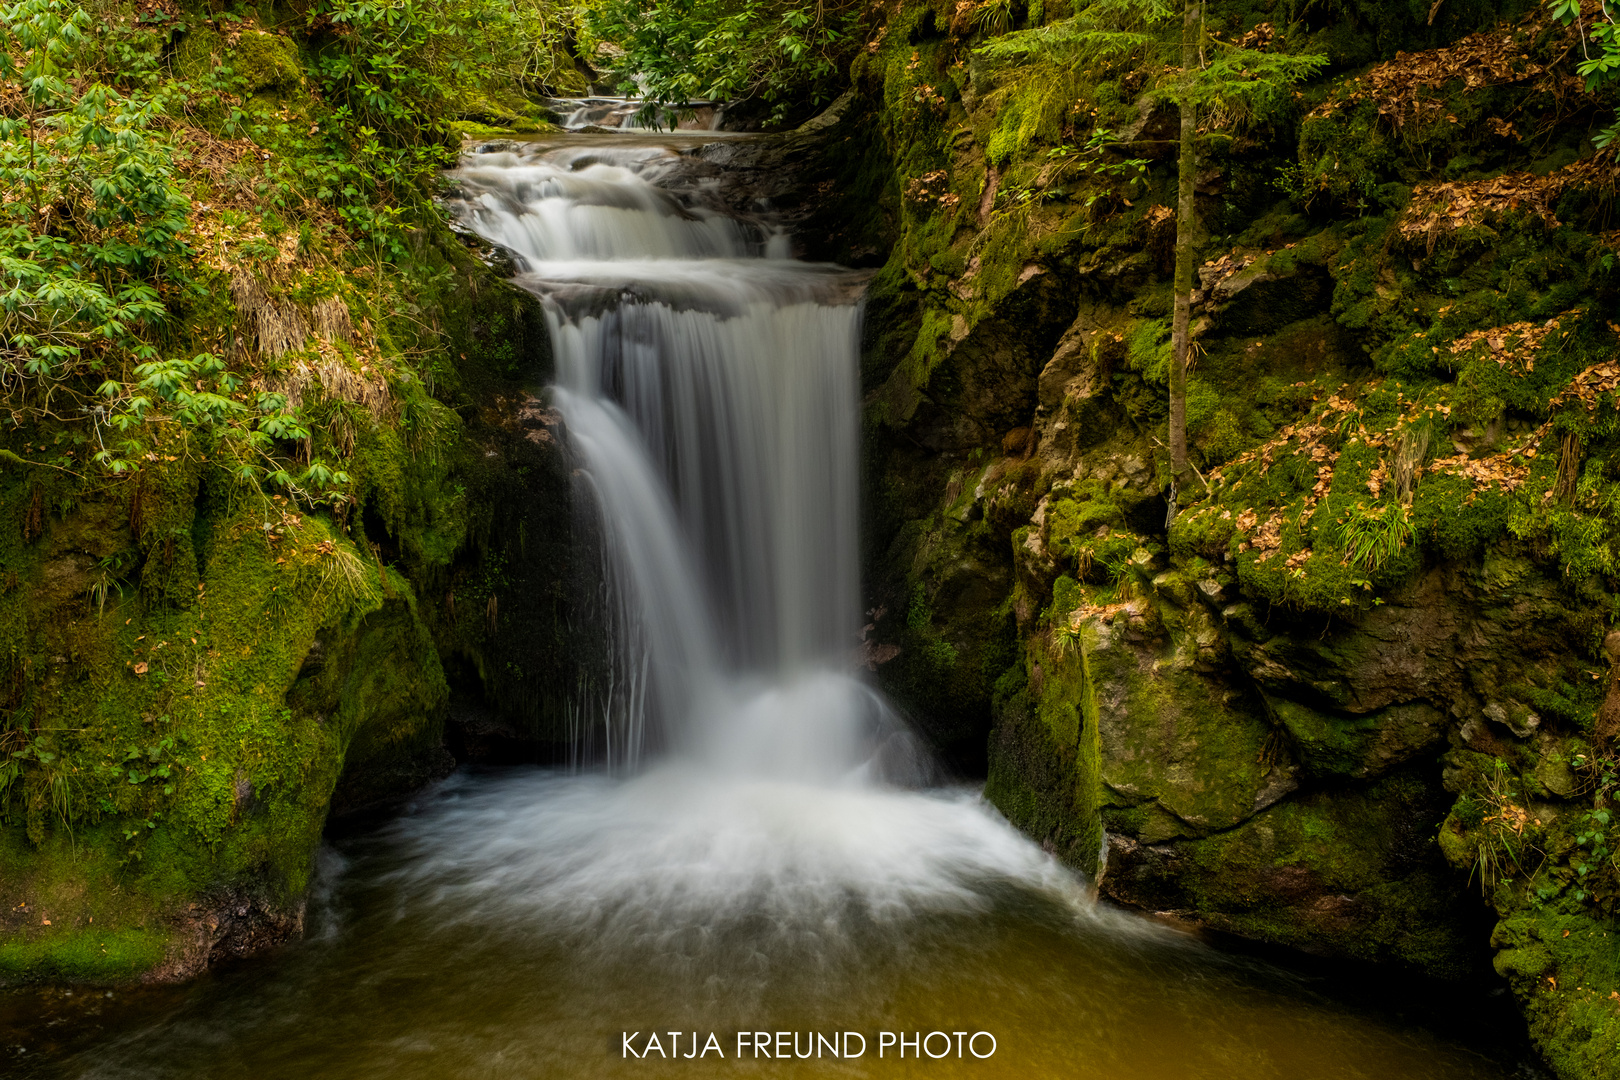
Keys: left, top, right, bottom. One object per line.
{"left": 0, "top": 449, "right": 84, "bottom": 477}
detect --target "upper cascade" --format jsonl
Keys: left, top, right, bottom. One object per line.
{"left": 454, "top": 144, "right": 755, "bottom": 262}
{"left": 541, "top": 96, "right": 727, "bottom": 132}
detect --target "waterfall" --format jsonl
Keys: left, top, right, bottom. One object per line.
{"left": 17, "top": 135, "right": 1500, "bottom": 1080}
{"left": 452, "top": 138, "right": 905, "bottom": 780}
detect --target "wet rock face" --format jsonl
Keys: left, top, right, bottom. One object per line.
{"left": 983, "top": 497, "right": 1600, "bottom": 980}
{"left": 900, "top": 270, "right": 1078, "bottom": 453}
{"left": 1100, "top": 764, "right": 1485, "bottom": 976}
{"left": 1231, "top": 563, "right": 1569, "bottom": 725}
{"left": 1005, "top": 546, "right": 1504, "bottom": 977}
{"left": 146, "top": 892, "right": 307, "bottom": 984}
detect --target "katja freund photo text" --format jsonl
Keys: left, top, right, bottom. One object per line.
{"left": 620, "top": 1031, "right": 999, "bottom": 1059}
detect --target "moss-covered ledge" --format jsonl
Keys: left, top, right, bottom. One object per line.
{"left": 0, "top": 219, "right": 574, "bottom": 985}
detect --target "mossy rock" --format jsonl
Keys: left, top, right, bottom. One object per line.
{"left": 1086, "top": 611, "right": 1280, "bottom": 837}
{"left": 985, "top": 641, "right": 1102, "bottom": 874}
{"left": 1103, "top": 767, "right": 1488, "bottom": 979}
{"left": 175, "top": 27, "right": 305, "bottom": 95}
{"left": 1269, "top": 697, "right": 1448, "bottom": 780}
{"left": 1491, "top": 905, "right": 1620, "bottom": 1080}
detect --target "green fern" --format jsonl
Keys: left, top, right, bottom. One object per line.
{"left": 974, "top": 0, "right": 1014, "bottom": 37}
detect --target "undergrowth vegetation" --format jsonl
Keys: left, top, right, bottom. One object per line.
{"left": 0, "top": 0, "right": 580, "bottom": 972}
{"left": 581, "top": 0, "right": 863, "bottom": 124}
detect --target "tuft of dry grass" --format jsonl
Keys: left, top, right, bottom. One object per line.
{"left": 311, "top": 295, "right": 354, "bottom": 342}
{"left": 261, "top": 356, "right": 395, "bottom": 421}
{"left": 231, "top": 271, "right": 310, "bottom": 358}
{"left": 316, "top": 545, "right": 381, "bottom": 609}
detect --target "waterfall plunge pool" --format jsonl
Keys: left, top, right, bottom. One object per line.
{"left": 3, "top": 763, "right": 1524, "bottom": 1079}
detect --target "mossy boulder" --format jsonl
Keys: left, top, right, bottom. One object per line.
{"left": 1086, "top": 602, "right": 1283, "bottom": 839}
{"left": 174, "top": 26, "right": 306, "bottom": 101}
{"left": 1103, "top": 767, "right": 1487, "bottom": 978}
{"left": 1490, "top": 905, "right": 1620, "bottom": 1080}
{"left": 0, "top": 493, "right": 440, "bottom": 981}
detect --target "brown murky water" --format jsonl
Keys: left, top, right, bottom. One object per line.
{"left": 1, "top": 768, "right": 1522, "bottom": 1080}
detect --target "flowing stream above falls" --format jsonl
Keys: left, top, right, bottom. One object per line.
{"left": 0, "top": 131, "right": 1524, "bottom": 1079}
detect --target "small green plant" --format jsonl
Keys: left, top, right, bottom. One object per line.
{"left": 1572, "top": 807, "right": 1615, "bottom": 902}
{"left": 1040, "top": 128, "right": 1151, "bottom": 209}
{"left": 120, "top": 811, "right": 162, "bottom": 862}
{"left": 1569, "top": 747, "right": 1619, "bottom": 904}
{"left": 1548, "top": 0, "right": 1620, "bottom": 146}
{"left": 973, "top": 0, "right": 1014, "bottom": 38}
{"left": 1471, "top": 759, "right": 1537, "bottom": 892}
{"left": 1335, "top": 501, "right": 1415, "bottom": 573}
{"left": 117, "top": 736, "right": 176, "bottom": 794}
{"left": 86, "top": 553, "right": 130, "bottom": 618}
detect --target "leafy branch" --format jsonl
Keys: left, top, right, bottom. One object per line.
{"left": 1549, "top": 0, "right": 1620, "bottom": 145}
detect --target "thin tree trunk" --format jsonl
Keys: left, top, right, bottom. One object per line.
{"left": 1167, "top": 0, "right": 1199, "bottom": 528}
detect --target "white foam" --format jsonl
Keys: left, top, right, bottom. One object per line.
{"left": 381, "top": 767, "right": 1091, "bottom": 948}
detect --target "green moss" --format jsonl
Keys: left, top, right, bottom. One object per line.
{"left": 1271, "top": 698, "right": 1446, "bottom": 780}
{"left": 1491, "top": 905, "right": 1620, "bottom": 1080}
{"left": 0, "top": 927, "right": 168, "bottom": 981}
{"left": 857, "top": 2, "right": 1620, "bottom": 1072}
{"left": 879, "top": 514, "right": 1019, "bottom": 756}
{"left": 0, "top": 820, "right": 177, "bottom": 982}
{"left": 1047, "top": 574, "right": 1081, "bottom": 621}
{"left": 904, "top": 307, "right": 955, "bottom": 394}
{"left": 985, "top": 634, "right": 1102, "bottom": 874}
{"left": 1089, "top": 612, "right": 1274, "bottom": 835}
{"left": 982, "top": 63, "right": 1081, "bottom": 166}
{"left": 171, "top": 25, "right": 306, "bottom": 126}
{"left": 1044, "top": 480, "right": 1128, "bottom": 573}
{"left": 225, "top": 30, "right": 306, "bottom": 94}
{"left": 1161, "top": 770, "right": 1480, "bottom": 977}
{"left": 1414, "top": 472, "right": 1512, "bottom": 559}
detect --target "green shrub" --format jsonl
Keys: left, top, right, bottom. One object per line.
{"left": 582, "top": 0, "right": 859, "bottom": 126}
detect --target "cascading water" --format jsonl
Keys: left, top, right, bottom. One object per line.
{"left": 452, "top": 138, "right": 898, "bottom": 780}
{"left": 542, "top": 96, "right": 727, "bottom": 131}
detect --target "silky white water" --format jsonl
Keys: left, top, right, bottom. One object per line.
{"left": 439, "top": 133, "right": 1079, "bottom": 938}
{"left": 541, "top": 96, "right": 729, "bottom": 132}
{"left": 454, "top": 137, "right": 883, "bottom": 778}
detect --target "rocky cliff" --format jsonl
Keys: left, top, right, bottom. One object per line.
{"left": 844, "top": 1, "right": 1620, "bottom": 1075}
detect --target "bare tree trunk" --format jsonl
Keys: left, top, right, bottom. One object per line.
{"left": 1166, "top": 0, "right": 1199, "bottom": 528}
